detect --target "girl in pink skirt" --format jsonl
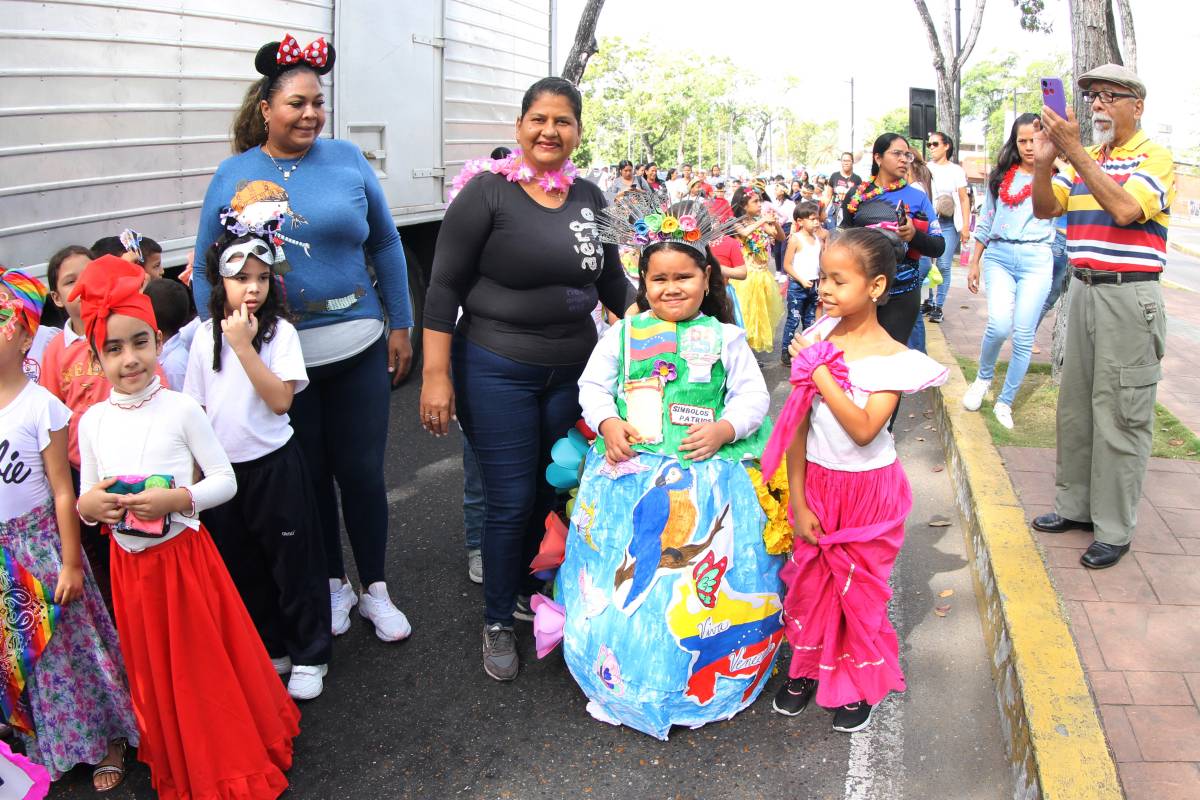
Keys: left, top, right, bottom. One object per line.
{"left": 761, "top": 227, "right": 947, "bottom": 733}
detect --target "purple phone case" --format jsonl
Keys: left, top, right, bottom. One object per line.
{"left": 1041, "top": 78, "right": 1067, "bottom": 118}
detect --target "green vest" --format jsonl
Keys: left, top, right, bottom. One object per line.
{"left": 607, "top": 312, "right": 771, "bottom": 464}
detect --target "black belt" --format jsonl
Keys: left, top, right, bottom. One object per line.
{"left": 1072, "top": 268, "right": 1159, "bottom": 285}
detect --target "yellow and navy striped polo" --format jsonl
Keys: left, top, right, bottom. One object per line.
{"left": 1051, "top": 130, "right": 1175, "bottom": 273}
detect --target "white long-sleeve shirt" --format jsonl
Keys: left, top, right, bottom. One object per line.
{"left": 78, "top": 378, "right": 236, "bottom": 553}
{"left": 578, "top": 319, "right": 769, "bottom": 443}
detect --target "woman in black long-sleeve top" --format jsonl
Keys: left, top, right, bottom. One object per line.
{"left": 420, "top": 78, "right": 635, "bottom": 682}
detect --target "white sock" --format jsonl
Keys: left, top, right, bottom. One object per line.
{"left": 329, "top": 578, "right": 344, "bottom": 593}
{"left": 367, "top": 581, "right": 389, "bottom": 599}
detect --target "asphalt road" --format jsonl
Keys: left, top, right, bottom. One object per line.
{"left": 52, "top": 358, "right": 1012, "bottom": 800}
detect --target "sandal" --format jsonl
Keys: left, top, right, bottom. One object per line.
{"left": 92, "top": 738, "right": 127, "bottom": 794}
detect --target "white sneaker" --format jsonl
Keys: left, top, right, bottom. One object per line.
{"left": 358, "top": 582, "right": 412, "bottom": 642}
{"left": 993, "top": 401, "right": 1014, "bottom": 430}
{"left": 467, "top": 549, "right": 483, "bottom": 584}
{"left": 331, "top": 580, "right": 357, "bottom": 636}
{"left": 287, "top": 664, "right": 327, "bottom": 701}
{"left": 962, "top": 377, "right": 991, "bottom": 412}
{"left": 270, "top": 655, "right": 292, "bottom": 676}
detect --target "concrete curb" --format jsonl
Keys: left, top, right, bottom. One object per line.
{"left": 925, "top": 326, "right": 1121, "bottom": 800}
{"left": 1169, "top": 239, "right": 1200, "bottom": 261}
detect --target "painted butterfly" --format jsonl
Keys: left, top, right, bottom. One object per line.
{"left": 692, "top": 551, "right": 728, "bottom": 609}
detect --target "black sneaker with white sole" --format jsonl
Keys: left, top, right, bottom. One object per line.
{"left": 832, "top": 701, "right": 874, "bottom": 732}
{"left": 513, "top": 594, "right": 534, "bottom": 622}
{"left": 772, "top": 677, "right": 818, "bottom": 716}
{"left": 927, "top": 305, "right": 944, "bottom": 323}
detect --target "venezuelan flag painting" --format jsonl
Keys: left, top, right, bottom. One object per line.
{"left": 0, "top": 548, "right": 60, "bottom": 734}
{"left": 628, "top": 313, "right": 677, "bottom": 360}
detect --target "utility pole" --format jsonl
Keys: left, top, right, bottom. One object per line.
{"left": 845, "top": 77, "right": 856, "bottom": 154}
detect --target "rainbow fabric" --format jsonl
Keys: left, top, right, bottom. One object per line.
{"left": 0, "top": 268, "right": 48, "bottom": 336}
{"left": 627, "top": 313, "right": 676, "bottom": 360}
{"left": 0, "top": 548, "right": 60, "bottom": 734}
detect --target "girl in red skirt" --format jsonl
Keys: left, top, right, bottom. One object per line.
{"left": 73, "top": 255, "right": 300, "bottom": 799}
{"left": 761, "top": 228, "right": 947, "bottom": 733}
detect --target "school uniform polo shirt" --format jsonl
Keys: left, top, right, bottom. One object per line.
{"left": 1051, "top": 130, "right": 1175, "bottom": 273}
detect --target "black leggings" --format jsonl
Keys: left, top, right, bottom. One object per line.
{"left": 877, "top": 286, "right": 922, "bottom": 429}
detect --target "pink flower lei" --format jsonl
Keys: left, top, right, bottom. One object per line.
{"left": 448, "top": 149, "right": 577, "bottom": 201}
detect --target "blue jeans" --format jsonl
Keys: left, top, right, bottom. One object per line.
{"left": 908, "top": 257, "right": 933, "bottom": 352}
{"left": 290, "top": 336, "right": 391, "bottom": 585}
{"left": 931, "top": 223, "right": 960, "bottom": 308}
{"left": 782, "top": 281, "right": 818, "bottom": 355}
{"left": 977, "top": 241, "right": 1054, "bottom": 406}
{"left": 461, "top": 434, "right": 484, "bottom": 550}
{"left": 452, "top": 337, "right": 584, "bottom": 625}
{"left": 1037, "top": 230, "right": 1070, "bottom": 327}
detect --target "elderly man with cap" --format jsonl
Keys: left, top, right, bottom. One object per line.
{"left": 1030, "top": 63, "right": 1176, "bottom": 569}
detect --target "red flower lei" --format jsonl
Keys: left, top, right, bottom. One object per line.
{"left": 846, "top": 178, "right": 907, "bottom": 215}
{"left": 998, "top": 165, "right": 1033, "bottom": 208}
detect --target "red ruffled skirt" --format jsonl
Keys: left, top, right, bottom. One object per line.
{"left": 781, "top": 460, "right": 911, "bottom": 708}
{"left": 109, "top": 525, "right": 300, "bottom": 800}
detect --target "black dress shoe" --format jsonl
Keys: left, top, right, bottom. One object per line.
{"left": 1081, "top": 541, "right": 1130, "bottom": 569}
{"left": 1031, "top": 513, "right": 1094, "bottom": 534}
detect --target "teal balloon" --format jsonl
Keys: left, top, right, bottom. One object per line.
{"left": 551, "top": 437, "right": 584, "bottom": 471}
{"left": 546, "top": 462, "right": 580, "bottom": 490}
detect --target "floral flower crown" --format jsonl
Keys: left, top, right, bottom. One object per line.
{"left": 596, "top": 194, "right": 738, "bottom": 256}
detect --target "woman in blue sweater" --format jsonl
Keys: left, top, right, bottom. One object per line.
{"left": 193, "top": 35, "right": 415, "bottom": 646}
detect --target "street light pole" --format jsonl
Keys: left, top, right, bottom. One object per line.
{"left": 955, "top": 0, "right": 962, "bottom": 148}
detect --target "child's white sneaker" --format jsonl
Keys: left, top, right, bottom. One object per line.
{"left": 993, "top": 401, "right": 1014, "bottom": 430}
{"left": 331, "top": 579, "right": 357, "bottom": 636}
{"left": 962, "top": 378, "right": 990, "bottom": 412}
{"left": 358, "top": 582, "right": 412, "bottom": 642}
{"left": 287, "top": 664, "right": 327, "bottom": 701}
{"left": 270, "top": 655, "right": 292, "bottom": 676}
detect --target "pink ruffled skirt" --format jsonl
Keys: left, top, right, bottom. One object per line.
{"left": 781, "top": 459, "right": 911, "bottom": 708}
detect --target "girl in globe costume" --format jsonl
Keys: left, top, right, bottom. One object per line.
{"left": 533, "top": 195, "right": 791, "bottom": 740}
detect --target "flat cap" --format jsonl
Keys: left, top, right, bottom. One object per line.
{"left": 1078, "top": 63, "right": 1146, "bottom": 99}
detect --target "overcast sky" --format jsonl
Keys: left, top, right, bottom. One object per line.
{"left": 554, "top": 0, "right": 1197, "bottom": 158}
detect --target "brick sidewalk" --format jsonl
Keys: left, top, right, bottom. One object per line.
{"left": 937, "top": 279, "right": 1200, "bottom": 799}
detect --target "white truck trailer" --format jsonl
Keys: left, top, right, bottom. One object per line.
{"left": 1, "top": 0, "right": 559, "bottom": 361}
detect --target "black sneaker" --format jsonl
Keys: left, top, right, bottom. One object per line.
{"left": 482, "top": 623, "right": 518, "bottom": 681}
{"left": 781, "top": 352, "right": 792, "bottom": 368}
{"left": 513, "top": 594, "right": 535, "bottom": 622}
{"left": 772, "top": 677, "right": 817, "bottom": 716}
{"left": 920, "top": 300, "right": 932, "bottom": 316}
{"left": 832, "top": 701, "right": 874, "bottom": 732}
{"left": 928, "top": 305, "right": 944, "bottom": 324}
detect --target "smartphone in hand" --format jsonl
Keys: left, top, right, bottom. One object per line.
{"left": 1041, "top": 77, "right": 1068, "bottom": 119}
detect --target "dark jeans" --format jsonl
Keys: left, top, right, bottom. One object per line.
{"left": 452, "top": 336, "right": 584, "bottom": 625}
{"left": 782, "top": 281, "right": 819, "bottom": 356}
{"left": 462, "top": 434, "right": 484, "bottom": 550}
{"left": 907, "top": 257, "right": 934, "bottom": 353}
{"left": 878, "top": 286, "right": 923, "bottom": 429}
{"left": 290, "top": 335, "right": 391, "bottom": 587}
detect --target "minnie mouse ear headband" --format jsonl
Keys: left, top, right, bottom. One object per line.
{"left": 0, "top": 267, "right": 48, "bottom": 340}
{"left": 255, "top": 34, "right": 335, "bottom": 100}
{"left": 597, "top": 193, "right": 738, "bottom": 257}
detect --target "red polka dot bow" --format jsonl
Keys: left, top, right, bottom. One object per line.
{"left": 276, "top": 34, "right": 329, "bottom": 69}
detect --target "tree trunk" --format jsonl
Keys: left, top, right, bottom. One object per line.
{"left": 559, "top": 0, "right": 606, "bottom": 85}
{"left": 1052, "top": 0, "right": 1133, "bottom": 382}
{"left": 911, "top": 0, "right": 988, "bottom": 151}
{"left": 1112, "top": 0, "right": 1137, "bottom": 71}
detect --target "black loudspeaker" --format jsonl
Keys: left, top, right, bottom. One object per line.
{"left": 909, "top": 88, "right": 937, "bottom": 140}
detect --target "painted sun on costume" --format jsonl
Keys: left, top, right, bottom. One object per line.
{"left": 532, "top": 196, "right": 791, "bottom": 740}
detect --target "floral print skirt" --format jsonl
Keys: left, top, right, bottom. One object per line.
{"left": 0, "top": 501, "right": 138, "bottom": 780}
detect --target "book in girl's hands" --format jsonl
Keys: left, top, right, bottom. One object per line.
{"left": 106, "top": 474, "right": 175, "bottom": 537}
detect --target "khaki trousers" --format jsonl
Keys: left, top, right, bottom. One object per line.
{"left": 1054, "top": 276, "right": 1167, "bottom": 546}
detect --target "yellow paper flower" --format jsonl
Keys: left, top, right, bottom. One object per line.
{"left": 660, "top": 215, "right": 680, "bottom": 234}
{"left": 747, "top": 466, "right": 792, "bottom": 555}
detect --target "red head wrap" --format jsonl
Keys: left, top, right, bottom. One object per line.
{"left": 69, "top": 255, "right": 158, "bottom": 351}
